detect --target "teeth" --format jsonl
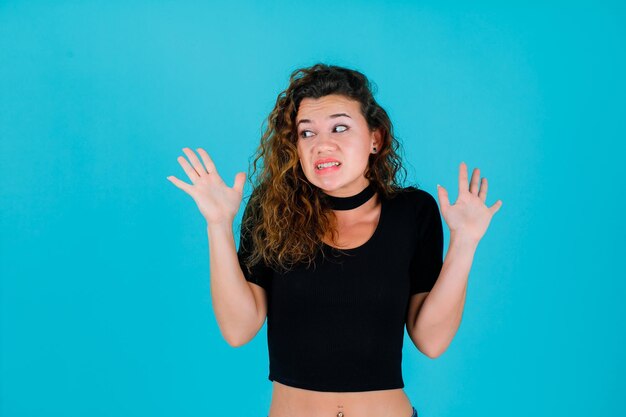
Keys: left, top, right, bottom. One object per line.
{"left": 316, "top": 162, "right": 340, "bottom": 169}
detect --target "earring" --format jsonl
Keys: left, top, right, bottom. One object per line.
{"left": 372, "top": 146, "right": 377, "bottom": 153}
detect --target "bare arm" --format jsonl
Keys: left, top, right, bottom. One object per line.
{"left": 410, "top": 162, "right": 502, "bottom": 357}
{"left": 410, "top": 233, "right": 475, "bottom": 358}
{"left": 167, "top": 147, "right": 265, "bottom": 347}
{"left": 207, "top": 222, "right": 265, "bottom": 347}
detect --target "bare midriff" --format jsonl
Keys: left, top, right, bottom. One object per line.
{"left": 268, "top": 381, "right": 414, "bottom": 417}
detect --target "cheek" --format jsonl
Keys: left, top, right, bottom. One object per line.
{"left": 296, "top": 143, "right": 308, "bottom": 166}
{"left": 350, "top": 139, "right": 371, "bottom": 158}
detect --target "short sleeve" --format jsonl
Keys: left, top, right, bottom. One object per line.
{"left": 236, "top": 199, "right": 273, "bottom": 290}
{"left": 409, "top": 190, "right": 444, "bottom": 294}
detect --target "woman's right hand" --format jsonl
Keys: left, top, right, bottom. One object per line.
{"left": 167, "top": 147, "right": 246, "bottom": 227}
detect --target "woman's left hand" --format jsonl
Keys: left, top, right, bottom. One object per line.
{"left": 436, "top": 162, "right": 503, "bottom": 244}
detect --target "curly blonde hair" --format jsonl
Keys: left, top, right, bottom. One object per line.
{"left": 241, "top": 63, "right": 408, "bottom": 274}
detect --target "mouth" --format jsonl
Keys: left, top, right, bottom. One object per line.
{"left": 315, "top": 161, "right": 342, "bottom": 171}
{"left": 313, "top": 159, "right": 341, "bottom": 171}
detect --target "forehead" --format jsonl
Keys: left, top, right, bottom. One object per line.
{"left": 296, "top": 94, "right": 362, "bottom": 120}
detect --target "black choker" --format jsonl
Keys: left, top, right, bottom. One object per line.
{"left": 323, "top": 184, "right": 376, "bottom": 211}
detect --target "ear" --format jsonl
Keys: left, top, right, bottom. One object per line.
{"left": 371, "top": 128, "right": 383, "bottom": 151}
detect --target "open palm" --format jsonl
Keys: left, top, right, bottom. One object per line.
{"left": 167, "top": 147, "right": 246, "bottom": 227}
{"left": 436, "top": 162, "right": 503, "bottom": 243}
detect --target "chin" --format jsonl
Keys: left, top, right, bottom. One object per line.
{"left": 302, "top": 168, "right": 364, "bottom": 194}
{"left": 308, "top": 178, "right": 341, "bottom": 192}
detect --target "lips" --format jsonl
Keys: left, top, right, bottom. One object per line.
{"left": 314, "top": 158, "right": 342, "bottom": 170}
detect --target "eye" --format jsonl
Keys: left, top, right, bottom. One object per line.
{"left": 299, "top": 124, "right": 348, "bottom": 139}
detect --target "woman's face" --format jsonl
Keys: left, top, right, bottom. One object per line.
{"left": 295, "top": 94, "right": 381, "bottom": 197}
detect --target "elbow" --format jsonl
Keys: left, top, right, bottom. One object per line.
{"left": 221, "top": 313, "right": 266, "bottom": 348}
{"left": 421, "top": 344, "right": 447, "bottom": 359}
{"left": 218, "top": 315, "right": 264, "bottom": 348}
{"left": 225, "top": 334, "right": 252, "bottom": 348}
{"left": 219, "top": 325, "right": 251, "bottom": 347}
{"left": 423, "top": 350, "right": 444, "bottom": 359}
{"left": 224, "top": 323, "right": 263, "bottom": 348}
{"left": 228, "top": 340, "right": 247, "bottom": 348}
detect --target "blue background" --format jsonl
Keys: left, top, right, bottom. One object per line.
{"left": 1, "top": 1, "right": 624, "bottom": 416}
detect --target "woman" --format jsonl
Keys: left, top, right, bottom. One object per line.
{"left": 167, "top": 64, "right": 502, "bottom": 417}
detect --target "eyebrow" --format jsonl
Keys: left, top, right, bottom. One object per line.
{"left": 296, "top": 113, "right": 352, "bottom": 127}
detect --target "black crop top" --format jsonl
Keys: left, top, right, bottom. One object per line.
{"left": 236, "top": 186, "right": 444, "bottom": 392}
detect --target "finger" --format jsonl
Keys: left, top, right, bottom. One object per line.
{"left": 458, "top": 161, "right": 468, "bottom": 196}
{"left": 478, "top": 177, "right": 488, "bottom": 202}
{"left": 178, "top": 155, "right": 201, "bottom": 182}
{"left": 436, "top": 184, "right": 450, "bottom": 211}
{"left": 182, "top": 147, "right": 208, "bottom": 176}
{"left": 469, "top": 168, "right": 480, "bottom": 195}
{"left": 489, "top": 199, "right": 503, "bottom": 215}
{"left": 196, "top": 148, "right": 218, "bottom": 175}
{"left": 167, "top": 175, "right": 193, "bottom": 194}
{"left": 232, "top": 172, "right": 246, "bottom": 194}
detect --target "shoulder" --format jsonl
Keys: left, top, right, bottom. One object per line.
{"left": 381, "top": 187, "right": 439, "bottom": 230}
{"left": 386, "top": 186, "right": 438, "bottom": 210}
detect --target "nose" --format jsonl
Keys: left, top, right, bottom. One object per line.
{"left": 313, "top": 132, "right": 337, "bottom": 154}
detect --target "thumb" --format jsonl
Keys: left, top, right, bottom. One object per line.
{"left": 490, "top": 199, "right": 503, "bottom": 215}
{"left": 436, "top": 184, "right": 450, "bottom": 210}
{"left": 232, "top": 172, "right": 246, "bottom": 194}
{"left": 167, "top": 175, "right": 192, "bottom": 194}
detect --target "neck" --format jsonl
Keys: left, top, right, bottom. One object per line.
{"left": 322, "top": 183, "right": 376, "bottom": 211}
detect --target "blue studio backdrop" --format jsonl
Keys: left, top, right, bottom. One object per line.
{"left": 1, "top": 1, "right": 624, "bottom": 416}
